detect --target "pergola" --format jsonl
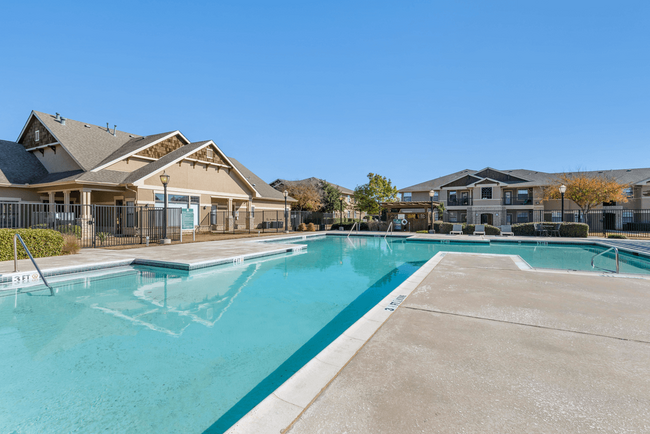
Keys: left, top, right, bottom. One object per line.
{"left": 380, "top": 201, "right": 441, "bottom": 231}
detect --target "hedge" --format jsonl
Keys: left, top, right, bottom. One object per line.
{"left": 0, "top": 229, "right": 65, "bottom": 261}
{"left": 511, "top": 222, "right": 589, "bottom": 238}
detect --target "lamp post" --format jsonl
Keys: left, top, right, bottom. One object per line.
{"left": 160, "top": 171, "right": 171, "bottom": 244}
{"left": 559, "top": 184, "right": 566, "bottom": 223}
{"left": 429, "top": 190, "right": 435, "bottom": 233}
{"left": 283, "top": 190, "right": 289, "bottom": 233}
{"left": 339, "top": 198, "right": 343, "bottom": 224}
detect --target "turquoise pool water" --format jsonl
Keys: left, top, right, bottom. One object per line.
{"left": 1, "top": 237, "right": 649, "bottom": 433}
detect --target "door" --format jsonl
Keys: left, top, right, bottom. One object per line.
{"left": 115, "top": 199, "right": 123, "bottom": 234}
{"left": 603, "top": 212, "right": 616, "bottom": 231}
{"left": 480, "top": 213, "right": 493, "bottom": 225}
{"left": 461, "top": 191, "right": 468, "bottom": 205}
{"left": 504, "top": 191, "right": 512, "bottom": 205}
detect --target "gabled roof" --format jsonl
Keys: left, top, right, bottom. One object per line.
{"left": 230, "top": 159, "right": 296, "bottom": 201}
{"left": 122, "top": 141, "right": 213, "bottom": 184}
{"left": 31, "top": 169, "right": 130, "bottom": 186}
{"left": 20, "top": 111, "right": 142, "bottom": 172}
{"left": 91, "top": 131, "right": 180, "bottom": 171}
{"left": 0, "top": 140, "right": 48, "bottom": 185}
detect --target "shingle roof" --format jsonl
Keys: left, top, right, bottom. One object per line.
{"left": 0, "top": 140, "right": 48, "bottom": 184}
{"left": 229, "top": 158, "right": 293, "bottom": 201}
{"left": 31, "top": 111, "right": 141, "bottom": 172}
{"left": 400, "top": 167, "right": 650, "bottom": 191}
{"left": 122, "top": 141, "right": 211, "bottom": 184}
{"left": 272, "top": 177, "right": 355, "bottom": 195}
{"left": 92, "top": 131, "right": 178, "bottom": 170}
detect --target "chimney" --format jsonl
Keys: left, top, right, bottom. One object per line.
{"left": 113, "top": 125, "right": 117, "bottom": 136}
{"left": 55, "top": 113, "right": 61, "bottom": 121}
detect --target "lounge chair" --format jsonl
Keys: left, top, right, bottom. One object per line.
{"left": 500, "top": 225, "right": 514, "bottom": 236}
{"left": 450, "top": 224, "right": 463, "bottom": 235}
{"left": 534, "top": 223, "right": 547, "bottom": 237}
{"left": 549, "top": 223, "right": 561, "bottom": 237}
{"left": 474, "top": 224, "right": 486, "bottom": 236}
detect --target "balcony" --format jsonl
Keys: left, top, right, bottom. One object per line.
{"left": 446, "top": 197, "right": 472, "bottom": 207}
{"left": 503, "top": 197, "right": 533, "bottom": 206}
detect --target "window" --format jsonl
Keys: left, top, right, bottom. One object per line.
{"left": 433, "top": 191, "right": 439, "bottom": 201}
{"left": 481, "top": 187, "right": 492, "bottom": 199}
{"left": 347, "top": 210, "right": 350, "bottom": 218}
{"left": 517, "top": 189, "right": 529, "bottom": 201}
{"left": 210, "top": 205, "right": 218, "bottom": 225}
{"left": 448, "top": 211, "right": 458, "bottom": 222}
{"left": 551, "top": 211, "right": 562, "bottom": 222}
{"left": 126, "top": 201, "right": 135, "bottom": 227}
{"left": 516, "top": 211, "right": 529, "bottom": 223}
{"left": 35, "top": 130, "right": 40, "bottom": 142}
{"left": 206, "top": 148, "right": 214, "bottom": 160}
{"left": 346, "top": 195, "right": 350, "bottom": 203}
{"left": 506, "top": 214, "right": 513, "bottom": 225}
{"left": 251, "top": 206, "right": 255, "bottom": 218}
{"left": 623, "top": 211, "right": 634, "bottom": 224}
{"left": 623, "top": 188, "right": 633, "bottom": 198}
{"left": 155, "top": 194, "right": 200, "bottom": 204}
{"left": 574, "top": 211, "right": 583, "bottom": 223}
{"left": 403, "top": 192, "right": 412, "bottom": 202}
{"left": 449, "top": 191, "right": 457, "bottom": 203}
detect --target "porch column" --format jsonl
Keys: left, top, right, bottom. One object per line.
{"left": 227, "top": 198, "right": 233, "bottom": 231}
{"left": 63, "top": 191, "right": 71, "bottom": 213}
{"left": 81, "top": 189, "right": 92, "bottom": 218}
{"left": 246, "top": 200, "right": 254, "bottom": 229}
{"left": 48, "top": 192, "right": 56, "bottom": 212}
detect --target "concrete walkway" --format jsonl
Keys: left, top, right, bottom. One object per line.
{"left": 288, "top": 254, "right": 650, "bottom": 433}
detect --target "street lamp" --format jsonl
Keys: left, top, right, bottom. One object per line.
{"left": 559, "top": 184, "right": 567, "bottom": 223}
{"left": 429, "top": 190, "right": 435, "bottom": 233}
{"left": 160, "top": 171, "right": 171, "bottom": 244}
{"left": 339, "top": 198, "right": 343, "bottom": 224}
{"left": 283, "top": 190, "right": 289, "bottom": 233}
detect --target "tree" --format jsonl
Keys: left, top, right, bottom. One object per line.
{"left": 286, "top": 184, "right": 321, "bottom": 211}
{"left": 543, "top": 172, "right": 629, "bottom": 220}
{"left": 321, "top": 181, "right": 342, "bottom": 213}
{"left": 353, "top": 173, "right": 399, "bottom": 215}
{"left": 436, "top": 202, "right": 445, "bottom": 221}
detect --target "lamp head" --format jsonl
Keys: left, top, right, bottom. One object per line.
{"left": 160, "top": 172, "right": 170, "bottom": 186}
{"left": 283, "top": 190, "right": 288, "bottom": 198}
{"left": 559, "top": 184, "right": 567, "bottom": 194}
{"left": 429, "top": 189, "right": 434, "bottom": 198}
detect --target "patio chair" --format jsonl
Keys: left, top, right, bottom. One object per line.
{"left": 549, "top": 223, "right": 561, "bottom": 237}
{"left": 534, "top": 223, "right": 547, "bottom": 237}
{"left": 450, "top": 224, "right": 463, "bottom": 235}
{"left": 474, "top": 224, "right": 486, "bottom": 236}
{"left": 500, "top": 225, "right": 514, "bottom": 236}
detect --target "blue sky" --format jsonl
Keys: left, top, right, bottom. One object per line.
{"left": 1, "top": 1, "right": 648, "bottom": 190}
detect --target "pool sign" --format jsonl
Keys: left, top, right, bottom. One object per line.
{"left": 12, "top": 273, "right": 40, "bottom": 285}
{"left": 385, "top": 295, "right": 407, "bottom": 311}
{"left": 181, "top": 208, "right": 194, "bottom": 230}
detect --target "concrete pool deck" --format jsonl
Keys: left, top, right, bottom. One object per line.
{"left": 286, "top": 254, "right": 650, "bottom": 433}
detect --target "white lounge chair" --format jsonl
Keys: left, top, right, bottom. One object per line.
{"left": 450, "top": 224, "right": 463, "bottom": 235}
{"left": 474, "top": 224, "right": 486, "bottom": 236}
{"left": 500, "top": 225, "right": 514, "bottom": 236}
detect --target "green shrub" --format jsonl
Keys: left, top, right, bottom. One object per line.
{"left": 511, "top": 222, "right": 589, "bottom": 238}
{"left": 0, "top": 229, "right": 64, "bottom": 261}
{"left": 416, "top": 230, "right": 429, "bottom": 233}
{"left": 607, "top": 233, "right": 628, "bottom": 239}
{"left": 433, "top": 221, "right": 463, "bottom": 234}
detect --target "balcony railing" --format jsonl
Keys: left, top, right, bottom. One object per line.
{"left": 446, "top": 197, "right": 472, "bottom": 206}
{"left": 503, "top": 197, "right": 533, "bottom": 206}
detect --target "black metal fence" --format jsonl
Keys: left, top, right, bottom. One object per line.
{"left": 0, "top": 202, "right": 181, "bottom": 248}
{"left": 197, "top": 210, "right": 342, "bottom": 234}
{"left": 531, "top": 209, "right": 650, "bottom": 238}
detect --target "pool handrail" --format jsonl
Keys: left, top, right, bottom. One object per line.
{"left": 591, "top": 246, "right": 619, "bottom": 274}
{"left": 13, "top": 233, "right": 54, "bottom": 296}
{"left": 347, "top": 222, "right": 357, "bottom": 238}
{"left": 384, "top": 221, "right": 393, "bottom": 239}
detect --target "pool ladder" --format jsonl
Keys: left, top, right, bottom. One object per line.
{"left": 13, "top": 233, "right": 54, "bottom": 296}
{"left": 347, "top": 222, "right": 357, "bottom": 238}
{"left": 591, "top": 247, "right": 619, "bottom": 274}
{"left": 384, "top": 221, "right": 393, "bottom": 239}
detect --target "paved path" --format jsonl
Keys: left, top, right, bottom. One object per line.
{"left": 289, "top": 254, "right": 650, "bottom": 433}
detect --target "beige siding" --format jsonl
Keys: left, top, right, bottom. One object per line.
{"left": 32, "top": 144, "right": 81, "bottom": 173}
{"left": 142, "top": 161, "right": 253, "bottom": 196}
{"left": 0, "top": 187, "right": 42, "bottom": 202}
{"left": 105, "top": 158, "right": 150, "bottom": 172}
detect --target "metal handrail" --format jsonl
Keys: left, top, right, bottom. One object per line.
{"left": 13, "top": 234, "right": 54, "bottom": 296}
{"left": 347, "top": 222, "right": 357, "bottom": 238}
{"left": 384, "top": 221, "right": 393, "bottom": 239}
{"left": 591, "top": 247, "right": 619, "bottom": 274}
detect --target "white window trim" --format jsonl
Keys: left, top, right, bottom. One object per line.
{"left": 35, "top": 130, "right": 40, "bottom": 142}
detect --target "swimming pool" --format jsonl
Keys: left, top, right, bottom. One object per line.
{"left": 1, "top": 236, "right": 649, "bottom": 434}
